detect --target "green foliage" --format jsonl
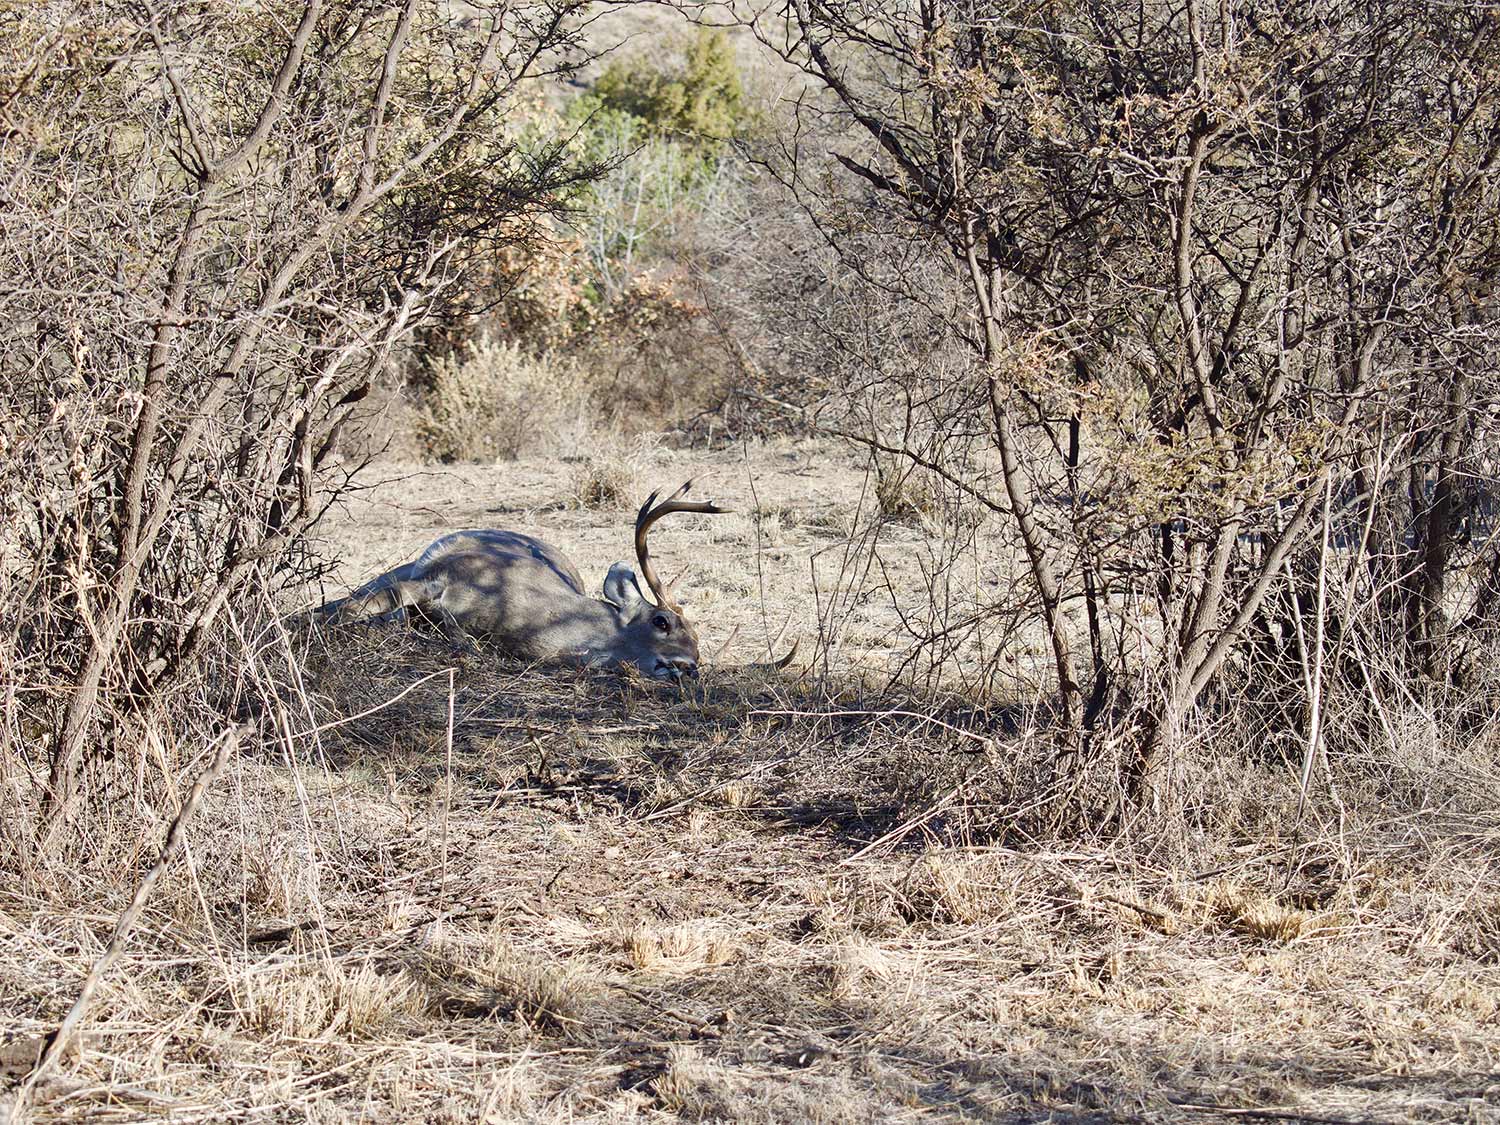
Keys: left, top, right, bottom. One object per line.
{"left": 508, "top": 87, "right": 739, "bottom": 310}
{"left": 594, "top": 29, "right": 748, "bottom": 144}
{"left": 495, "top": 28, "right": 753, "bottom": 334}
{"left": 454, "top": 29, "right": 747, "bottom": 426}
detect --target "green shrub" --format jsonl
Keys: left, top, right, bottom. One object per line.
{"left": 594, "top": 29, "right": 748, "bottom": 144}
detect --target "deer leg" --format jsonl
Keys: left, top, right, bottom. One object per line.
{"left": 427, "top": 602, "right": 479, "bottom": 656}
{"left": 321, "top": 572, "right": 440, "bottom": 628}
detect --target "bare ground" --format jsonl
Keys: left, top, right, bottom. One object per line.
{"left": 4, "top": 443, "right": 1499, "bottom": 1123}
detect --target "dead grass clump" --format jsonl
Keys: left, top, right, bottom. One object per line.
{"left": 1203, "top": 881, "right": 1319, "bottom": 943}
{"left": 715, "top": 780, "right": 762, "bottom": 809}
{"left": 642, "top": 774, "right": 691, "bottom": 810}
{"left": 469, "top": 1054, "right": 559, "bottom": 1121}
{"left": 1429, "top": 975, "right": 1500, "bottom": 1020}
{"left": 236, "top": 851, "right": 302, "bottom": 921}
{"left": 912, "top": 852, "right": 1021, "bottom": 924}
{"left": 827, "top": 935, "right": 908, "bottom": 1002}
{"left": 1064, "top": 950, "right": 1124, "bottom": 998}
{"left": 423, "top": 941, "right": 584, "bottom": 1030}
{"left": 651, "top": 1044, "right": 750, "bottom": 1120}
{"left": 861, "top": 851, "right": 1025, "bottom": 926}
{"left": 241, "top": 959, "right": 426, "bottom": 1040}
{"left": 567, "top": 440, "right": 655, "bottom": 510}
{"left": 874, "top": 463, "right": 941, "bottom": 523}
{"left": 624, "top": 921, "right": 738, "bottom": 974}
{"left": 488, "top": 952, "right": 584, "bottom": 1029}
{"left": 802, "top": 507, "right": 854, "bottom": 538}
{"left": 1443, "top": 887, "right": 1500, "bottom": 962}
{"left": 653, "top": 1042, "right": 884, "bottom": 1123}
{"left": 752, "top": 502, "right": 800, "bottom": 546}
{"left": 814, "top": 878, "right": 904, "bottom": 938}
{"left": 571, "top": 459, "right": 635, "bottom": 509}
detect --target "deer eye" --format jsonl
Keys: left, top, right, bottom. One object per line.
{"left": 652, "top": 614, "right": 671, "bottom": 633}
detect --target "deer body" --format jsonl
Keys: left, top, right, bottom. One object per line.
{"left": 319, "top": 485, "right": 721, "bottom": 679}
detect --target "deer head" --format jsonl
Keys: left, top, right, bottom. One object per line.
{"left": 600, "top": 481, "right": 728, "bottom": 680}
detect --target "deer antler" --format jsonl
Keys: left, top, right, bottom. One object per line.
{"left": 746, "top": 638, "right": 799, "bottom": 671}
{"left": 634, "top": 481, "right": 730, "bottom": 608}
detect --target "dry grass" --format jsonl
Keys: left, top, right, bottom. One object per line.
{"left": 565, "top": 434, "right": 676, "bottom": 511}
{"left": 874, "top": 461, "right": 942, "bottom": 523}
{"left": 5, "top": 635, "right": 1497, "bottom": 1122}
{"left": 5, "top": 445, "right": 1500, "bottom": 1123}
{"left": 569, "top": 454, "right": 638, "bottom": 511}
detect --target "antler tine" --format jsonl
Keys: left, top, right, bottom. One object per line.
{"left": 634, "top": 479, "right": 731, "bottom": 607}
{"left": 744, "top": 639, "right": 800, "bottom": 671}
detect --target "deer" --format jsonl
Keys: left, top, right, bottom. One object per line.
{"left": 317, "top": 482, "right": 743, "bottom": 680}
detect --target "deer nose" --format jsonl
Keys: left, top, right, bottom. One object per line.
{"left": 654, "top": 659, "right": 698, "bottom": 680}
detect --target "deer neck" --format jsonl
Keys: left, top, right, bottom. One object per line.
{"left": 544, "top": 593, "right": 635, "bottom": 667}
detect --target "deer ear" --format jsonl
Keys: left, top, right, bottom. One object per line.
{"left": 603, "top": 562, "right": 649, "bottom": 612}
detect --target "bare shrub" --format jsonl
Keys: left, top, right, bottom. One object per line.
{"left": 0, "top": 0, "right": 602, "bottom": 846}
{"left": 574, "top": 274, "right": 730, "bottom": 431}
{"left": 463, "top": 68, "right": 753, "bottom": 440}
{"left": 416, "top": 336, "right": 593, "bottom": 462}
{"left": 744, "top": 0, "right": 1500, "bottom": 813}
